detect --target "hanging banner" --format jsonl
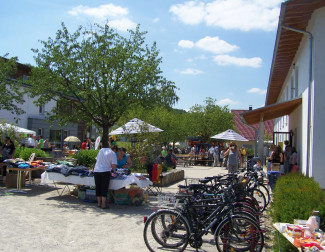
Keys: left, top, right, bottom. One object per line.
{"left": 95, "top": 136, "right": 101, "bottom": 150}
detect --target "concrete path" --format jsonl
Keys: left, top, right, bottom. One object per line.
{"left": 0, "top": 165, "right": 263, "bottom": 252}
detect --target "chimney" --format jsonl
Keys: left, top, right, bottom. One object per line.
{"left": 249, "top": 105, "right": 252, "bottom": 111}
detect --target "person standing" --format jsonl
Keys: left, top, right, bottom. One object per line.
{"left": 81, "top": 140, "right": 87, "bottom": 150}
{"left": 219, "top": 147, "right": 224, "bottom": 167}
{"left": 289, "top": 147, "right": 298, "bottom": 172}
{"left": 93, "top": 146, "right": 117, "bottom": 209}
{"left": 161, "top": 146, "right": 167, "bottom": 158}
{"left": 224, "top": 142, "right": 241, "bottom": 173}
{"left": 213, "top": 145, "right": 219, "bottom": 167}
{"left": 208, "top": 145, "right": 215, "bottom": 166}
{"left": 38, "top": 135, "right": 44, "bottom": 149}
{"left": 1, "top": 137, "right": 16, "bottom": 177}
{"left": 86, "top": 138, "right": 93, "bottom": 149}
{"left": 283, "top": 145, "right": 291, "bottom": 174}
{"left": 27, "top": 136, "right": 36, "bottom": 148}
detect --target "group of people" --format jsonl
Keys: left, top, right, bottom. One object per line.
{"left": 93, "top": 145, "right": 133, "bottom": 209}
{"left": 26, "top": 135, "right": 51, "bottom": 149}
{"left": 268, "top": 142, "right": 298, "bottom": 174}
{"left": 81, "top": 138, "right": 94, "bottom": 150}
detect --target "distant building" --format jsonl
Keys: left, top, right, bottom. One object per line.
{"left": 0, "top": 58, "right": 97, "bottom": 148}
{"left": 231, "top": 108, "right": 273, "bottom": 156}
{"left": 242, "top": 0, "right": 325, "bottom": 188}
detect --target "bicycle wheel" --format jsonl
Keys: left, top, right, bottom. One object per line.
{"left": 250, "top": 188, "right": 267, "bottom": 212}
{"left": 257, "top": 184, "right": 270, "bottom": 207}
{"left": 214, "top": 215, "right": 264, "bottom": 252}
{"left": 143, "top": 209, "right": 190, "bottom": 252}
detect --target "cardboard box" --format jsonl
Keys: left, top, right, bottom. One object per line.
{"left": 114, "top": 188, "right": 130, "bottom": 205}
{"left": 5, "top": 173, "right": 26, "bottom": 188}
{"left": 271, "top": 163, "right": 280, "bottom": 171}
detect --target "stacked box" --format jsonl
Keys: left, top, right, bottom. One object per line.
{"left": 114, "top": 188, "right": 130, "bottom": 205}
{"left": 85, "top": 189, "right": 97, "bottom": 202}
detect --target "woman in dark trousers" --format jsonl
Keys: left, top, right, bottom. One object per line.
{"left": 1, "top": 137, "right": 16, "bottom": 177}
{"left": 93, "top": 147, "right": 117, "bottom": 209}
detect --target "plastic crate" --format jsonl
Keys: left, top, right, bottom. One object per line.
{"left": 78, "top": 190, "right": 86, "bottom": 200}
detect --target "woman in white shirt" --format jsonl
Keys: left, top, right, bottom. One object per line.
{"left": 94, "top": 147, "right": 117, "bottom": 209}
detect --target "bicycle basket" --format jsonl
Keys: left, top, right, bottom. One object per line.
{"left": 157, "top": 194, "right": 180, "bottom": 209}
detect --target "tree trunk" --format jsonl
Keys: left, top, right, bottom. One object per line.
{"left": 102, "top": 124, "right": 109, "bottom": 148}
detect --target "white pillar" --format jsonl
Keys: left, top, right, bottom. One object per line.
{"left": 258, "top": 120, "right": 264, "bottom": 163}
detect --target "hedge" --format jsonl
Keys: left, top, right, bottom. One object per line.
{"left": 271, "top": 173, "right": 325, "bottom": 251}
{"left": 14, "top": 147, "right": 50, "bottom": 160}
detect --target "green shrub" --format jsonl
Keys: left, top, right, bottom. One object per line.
{"left": 74, "top": 150, "right": 99, "bottom": 168}
{"left": 271, "top": 173, "right": 325, "bottom": 251}
{"left": 14, "top": 147, "right": 49, "bottom": 160}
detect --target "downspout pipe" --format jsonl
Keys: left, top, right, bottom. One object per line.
{"left": 281, "top": 25, "right": 313, "bottom": 177}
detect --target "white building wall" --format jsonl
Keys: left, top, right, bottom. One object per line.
{"left": 308, "top": 7, "right": 325, "bottom": 188}
{"left": 0, "top": 85, "right": 57, "bottom": 129}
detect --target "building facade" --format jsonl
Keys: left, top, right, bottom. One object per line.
{"left": 242, "top": 0, "right": 325, "bottom": 188}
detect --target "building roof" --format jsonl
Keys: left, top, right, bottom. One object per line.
{"left": 265, "top": 0, "right": 325, "bottom": 106}
{"left": 231, "top": 110, "right": 274, "bottom": 141}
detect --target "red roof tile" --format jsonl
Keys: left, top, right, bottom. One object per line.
{"left": 231, "top": 110, "right": 273, "bottom": 141}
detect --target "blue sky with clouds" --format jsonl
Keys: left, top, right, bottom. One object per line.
{"left": 1, "top": 0, "right": 283, "bottom": 111}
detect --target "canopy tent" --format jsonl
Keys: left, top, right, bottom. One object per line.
{"left": 109, "top": 118, "right": 163, "bottom": 135}
{"left": 0, "top": 123, "right": 36, "bottom": 136}
{"left": 211, "top": 129, "right": 248, "bottom": 142}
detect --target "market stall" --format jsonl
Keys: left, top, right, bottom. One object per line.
{"left": 41, "top": 171, "right": 152, "bottom": 190}
{"left": 273, "top": 219, "right": 325, "bottom": 251}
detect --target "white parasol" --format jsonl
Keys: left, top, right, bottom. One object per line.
{"left": 211, "top": 129, "right": 248, "bottom": 142}
{"left": 64, "top": 136, "right": 81, "bottom": 142}
{"left": 109, "top": 118, "right": 163, "bottom": 135}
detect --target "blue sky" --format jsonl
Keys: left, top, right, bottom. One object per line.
{"left": 1, "top": 0, "right": 283, "bottom": 111}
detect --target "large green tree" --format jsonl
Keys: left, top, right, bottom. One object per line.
{"left": 29, "top": 23, "right": 178, "bottom": 147}
{"left": 187, "top": 97, "right": 234, "bottom": 142}
{"left": 0, "top": 56, "right": 26, "bottom": 119}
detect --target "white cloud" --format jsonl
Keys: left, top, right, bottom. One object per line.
{"left": 196, "top": 36, "right": 238, "bottom": 54}
{"left": 170, "top": 0, "right": 281, "bottom": 31}
{"left": 247, "top": 88, "right": 267, "bottom": 95}
{"left": 216, "top": 98, "right": 239, "bottom": 106}
{"left": 68, "top": 4, "right": 136, "bottom": 32}
{"left": 169, "top": 1, "right": 205, "bottom": 25}
{"left": 178, "top": 36, "right": 238, "bottom": 54}
{"left": 69, "top": 4, "right": 128, "bottom": 19}
{"left": 153, "top": 17, "right": 159, "bottom": 23}
{"left": 108, "top": 18, "right": 137, "bottom": 32}
{"left": 178, "top": 40, "right": 195, "bottom": 48}
{"left": 213, "top": 55, "right": 262, "bottom": 68}
{"left": 179, "top": 68, "right": 203, "bottom": 75}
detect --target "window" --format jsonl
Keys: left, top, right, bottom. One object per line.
{"left": 63, "top": 130, "right": 68, "bottom": 139}
{"left": 38, "top": 128, "right": 43, "bottom": 137}
{"left": 39, "top": 105, "right": 45, "bottom": 114}
{"left": 50, "top": 130, "right": 62, "bottom": 143}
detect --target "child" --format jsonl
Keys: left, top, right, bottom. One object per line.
{"left": 253, "top": 159, "right": 263, "bottom": 171}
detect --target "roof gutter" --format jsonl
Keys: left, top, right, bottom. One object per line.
{"left": 280, "top": 25, "right": 313, "bottom": 177}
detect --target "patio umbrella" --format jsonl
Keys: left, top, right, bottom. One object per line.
{"left": 109, "top": 118, "right": 163, "bottom": 135}
{"left": 64, "top": 136, "right": 81, "bottom": 142}
{"left": 211, "top": 129, "right": 248, "bottom": 142}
